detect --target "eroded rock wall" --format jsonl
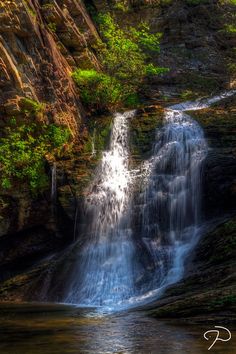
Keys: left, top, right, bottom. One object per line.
{"left": 0, "top": 0, "right": 101, "bottom": 238}
{"left": 0, "top": 0, "right": 100, "bottom": 134}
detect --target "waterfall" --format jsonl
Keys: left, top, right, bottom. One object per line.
{"left": 91, "top": 128, "right": 96, "bottom": 157}
{"left": 138, "top": 107, "right": 208, "bottom": 295}
{"left": 65, "top": 111, "right": 137, "bottom": 306}
{"left": 64, "top": 92, "right": 234, "bottom": 308}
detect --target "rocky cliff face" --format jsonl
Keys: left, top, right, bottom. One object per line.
{"left": 191, "top": 95, "right": 236, "bottom": 219}
{"left": 0, "top": 0, "right": 100, "bottom": 237}
{"left": 0, "top": 0, "right": 235, "bottom": 319}
{"left": 0, "top": 0, "right": 99, "bottom": 134}
{"left": 1, "top": 0, "right": 235, "bottom": 237}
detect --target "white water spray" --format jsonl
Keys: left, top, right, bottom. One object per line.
{"left": 139, "top": 106, "right": 208, "bottom": 295}
{"left": 65, "top": 92, "right": 235, "bottom": 308}
{"left": 65, "top": 111, "right": 137, "bottom": 306}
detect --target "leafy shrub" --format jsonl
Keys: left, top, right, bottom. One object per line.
{"left": 97, "top": 14, "right": 148, "bottom": 94}
{"left": 130, "top": 22, "right": 162, "bottom": 52}
{"left": 0, "top": 122, "right": 71, "bottom": 193}
{"left": 73, "top": 14, "right": 168, "bottom": 110}
{"left": 72, "top": 69, "right": 122, "bottom": 110}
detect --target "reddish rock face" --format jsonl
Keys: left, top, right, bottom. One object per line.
{"left": 0, "top": 0, "right": 99, "bottom": 136}
{"left": 0, "top": 0, "right": 101, "bottom": 238}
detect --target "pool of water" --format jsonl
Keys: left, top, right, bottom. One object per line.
{"left": 0, "top": 303, "right": 235, "bottom": 353}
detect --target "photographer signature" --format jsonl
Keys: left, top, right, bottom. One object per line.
{"left": 203, "top": 326, "right": 231, "bottom": 350}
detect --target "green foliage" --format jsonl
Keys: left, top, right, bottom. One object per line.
{"left": 72, "top": 69, "right": 122, "bottom": 110}
{"left": 23, "top": 0, "right": 36, "bottom": 17}
{"left": 228, "top": 62, "right": 236, "bottom": 74}
{"left": 124, "top": 93, "right": 140, "bottom": 107}
{"left": 20, "top": 98, "right": 44, "bottom": 115}
{"left": 224, "top": 24, "right": 236, "bottom": 33}
{"left": 145, "top": 63, "right": 169, "bottom": 76}
{"left": 47, "top": 22, "right": 57, "bottom": 33}
{"left": 130, "top": 22, "right": 162, "bottom": 52}
{"left": 72, "top": 15, "right": 167, "bottom": 110}
{"left": 113, "top": 0, "right": 129, "bottom": 12}
{"left": 77, "top": 13, "right": 167, "bottom": 109}
{"left": 0, "top": 122, "right": 70, "bottom": 193}
{"left": 97, "top": 13, "right": 147, "bottom": 91}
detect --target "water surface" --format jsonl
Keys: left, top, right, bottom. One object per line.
{"left": 0, "top": 303, "right": 235, "bottom": 354}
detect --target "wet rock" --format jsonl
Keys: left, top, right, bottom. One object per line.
{"left": 147, "top": 217, "right": 236, "bottom": 323}
{"left": 189, "top": 95, "right": 236, "bottom": 218}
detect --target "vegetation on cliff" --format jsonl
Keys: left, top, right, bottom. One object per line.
{"left": 72, "top": 13, "right": 167, "bottom": 110}
{"left": 0, "top": 118, "right": 71, "bottom": 193}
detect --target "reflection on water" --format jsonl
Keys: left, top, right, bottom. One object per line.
{"left": 0, "top": 303, "right": 235, "bottom": 354}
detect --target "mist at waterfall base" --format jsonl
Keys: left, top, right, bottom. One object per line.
{"left": 64, "top": 92, "right": 234, "bottom": 310}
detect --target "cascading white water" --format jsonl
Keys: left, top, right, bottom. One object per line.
{"left": 130, "top": 91, "right": 235, "bottom": 301}
{"left": 138, "top": 107, "right": 208, "bottom": 295}
{"left": 65, "top": 111, "right": 137, "bottom": 306}
{"left": 65, "top": 92, "right": 235, "bottom": 308}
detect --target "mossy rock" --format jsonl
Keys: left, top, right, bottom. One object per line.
{"left": 179, "top": 72, "right": 223, "bottom": 96}
{"left": 187, "top": 94, "right": 236, "bottom": 148}
{"left": 130, "top": 105, "right": 164, "bottom": 162}
{"left": 56, "top": 114, "right": 113, "bottom": 200}
{"left": 149, "top": 286, "right": 236, "bottom": 320}
{"left": 84, "top": 114, "right": 113, "bottom": 158}
{"left": 201, "top": 217, "right": 236, "bottom": 264}
{"left": 147, "top": 216, "right": 236, "bottom": 322}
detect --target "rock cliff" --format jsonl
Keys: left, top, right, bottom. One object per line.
{"left": 0, "top": 0, "right": 235, "bottom": 322}
{"left": 0, "top": 0, "right": 100, "bottom": 237}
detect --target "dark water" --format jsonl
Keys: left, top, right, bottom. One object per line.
{"left": 0, "top": 303, "right": 235, "bottom": 354}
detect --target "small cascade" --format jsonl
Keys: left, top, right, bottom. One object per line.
{"left": 91, "top": 128, "right": 96, "bottom": 157}
{"left": 138, "top": 108, "right": 208, "bottom": 294}
{"left": 65, "top": 111, "right": 137, "bottom": 306}
{"left": 133, "top": 91, "right": 235, "bottom": 298}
